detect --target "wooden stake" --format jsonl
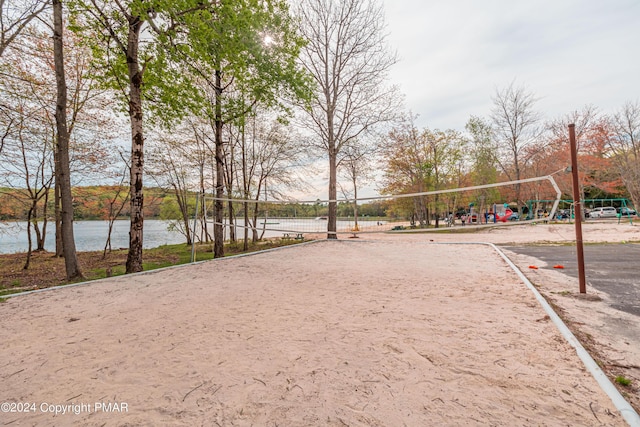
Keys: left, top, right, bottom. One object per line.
{"left": 569, "top": 124, "right": 587, "bottom": 293}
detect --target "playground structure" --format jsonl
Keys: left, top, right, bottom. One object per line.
{"left": 465, "top": 203, "right": 515, "bottom": 224}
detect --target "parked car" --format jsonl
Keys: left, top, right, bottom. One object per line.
{"left": 509, "top": 212, "right": 519, "bottom": 221}
{"left": 617, "top": 207, "right": 637, "bottom": 216}
{"left": 588, "top": 206, "right": 618, "bottom": 219}
{"left": 556, "top": 209, "right": 571, "bottom": 220}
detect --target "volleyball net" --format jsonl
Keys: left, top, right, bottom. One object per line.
{"left": 194, "top": 175, "right": 562, "bottom": 240}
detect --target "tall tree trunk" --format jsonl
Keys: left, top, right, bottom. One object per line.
{"left": 352, "top": 175, "right": 359, "bottom": 232}
{"left": 328, "top": 147, "right": 337, "bottom": 239}
{"left": 53, "top": 0, "right": 83, "bottom": 279}
{"left": 125, "top": 17, "right": 145, "bottom": 274}
{"left": 224, "top": 139, "right": 236, "bottom": 243}
{"left": 213, "top": 69, "right": 225, "bottom": 258}
{"left": 251, "top": 200, "right": 260, "bottom": 242}
{"left": 198, "top": 165, "right": 209, "bottom": 243}
{"left": 243, "top": 201, "right": 249, "bottom": 250}
{"left": 39, "top": 189, "right": 50, "bottom": 249}
{"left": 54, "top": 151, "right": 63, "bottom": 257}
{"left": 242, "top": 124, "right": 249, "bottom": 251}
{"left": 24, "top": 206, "right": 34, "bottom": 270}
{"left": 200, "top": 191, "right": 210, "bottom": 243}
{"left": 434, "top": 193, "right": 440, "bottom": 228}
{"left": 33, "top": 206, "right": 44, "bottom": 251}
{"left": 183, "top": 195, "right": 193, "bottom": 247}
{"left": 513, "top": 144, "right": 522, "bottom": 215}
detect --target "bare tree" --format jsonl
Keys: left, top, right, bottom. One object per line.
{"left": 102, "top": 166, "right": 130, "bottom": 258}
{"left": 229, "top": 109, "right": 306, "bottom": 247}
{"left": 491, "top": 82, "right": 542, "bottom": 213}
{"left": 0, "top": 29, "right": 56, "bottom": 258}
{"left": 0, "top": 0, "right": 48, "bottom": 156}
{"left": 0, "top": 105, "right": 54, "bottom": 268}
{"left": 294, "top": 0, "right": 401, "bottom": 239}
{"left": 147, "top": 130, "right": 200, "bottom": 247}
{"left": 339, "top": 142, "right": 376, "bottom": 232}
{"left": 0, "top": 107, "right": 10, "bottom": 154}
{"left": 247, "top": 114, "right": 303, "bottom": 240}
{"left": 547, "top": 105, "right": 599, "bottom": 146}
{"left": 609, "top": 101, "right": 640, "bottom": 209}
{"left": 188, "top": 119, "right": 214, "bottom": 245}
{"left": 544, "top": 105, "right": 601, "bottom": 210}
{"left": 0, "top": 0, "right": 48, "bottom": 56}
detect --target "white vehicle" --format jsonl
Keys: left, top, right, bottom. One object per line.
{"left": 618, "top": 206, "right": 637, "bottom": 217}
{"left": 588, "top": 206, "right": 618, "bottom": 218}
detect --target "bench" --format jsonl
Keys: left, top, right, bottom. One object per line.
{"left": 283, "top": 233, "right": 304, "bottom": 240}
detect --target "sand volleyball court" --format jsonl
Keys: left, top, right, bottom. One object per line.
{"left": 0, "top": 237, "right": 629, "bottom": 425}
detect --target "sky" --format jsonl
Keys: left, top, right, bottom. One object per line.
{"left": 302, "top": 0, "right": 640, "bottom": 200}
{"left": 383, "top": 0, "right": 640, "bottom": 132}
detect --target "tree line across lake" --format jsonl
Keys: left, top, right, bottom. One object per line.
{"left": 0, "top": 186, "right": 389, "bottom": 222}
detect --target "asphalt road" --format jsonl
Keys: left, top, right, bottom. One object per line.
{"left": 502, "top": 244, "right": 640, "bottom": 317}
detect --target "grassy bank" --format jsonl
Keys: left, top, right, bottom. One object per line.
{"left": 0, "top": 239, "right": 307, "bottom": 298}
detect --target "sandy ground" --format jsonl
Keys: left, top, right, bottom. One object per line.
{"left": 0, "top": 222, "right": 638, "bottom": 426}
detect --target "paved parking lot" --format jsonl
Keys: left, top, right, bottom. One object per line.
{"left": 502, "top": 243, "right": 640, "bottom": 317}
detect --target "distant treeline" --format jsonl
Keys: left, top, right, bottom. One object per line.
{"left": 0, "top": 186, "right": 390, "bottom": 221}
{"left": 0, "top": 186, "right": 166, "bottom": 221}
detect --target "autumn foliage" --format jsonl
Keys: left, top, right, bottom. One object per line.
{"left": 0, "top": 186, "right": 167, "bottom": 221}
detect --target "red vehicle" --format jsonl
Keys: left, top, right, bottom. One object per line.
{"left": 492, "top": 208, "right": 514, "bottom": 222}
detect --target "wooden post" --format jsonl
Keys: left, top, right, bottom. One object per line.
{"left": 569, "top": 124, "right": 587, "bottom": 294}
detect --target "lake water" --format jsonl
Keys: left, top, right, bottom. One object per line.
{"left": 0, "top": 220, "right": 185, "bottom": 254}
{"left": 0, "top": 218, "right": 381, "bottom": 254}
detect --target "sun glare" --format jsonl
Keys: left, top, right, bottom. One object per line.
{"left": 263, "top": 35, "right": 274, "bottom": 46}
